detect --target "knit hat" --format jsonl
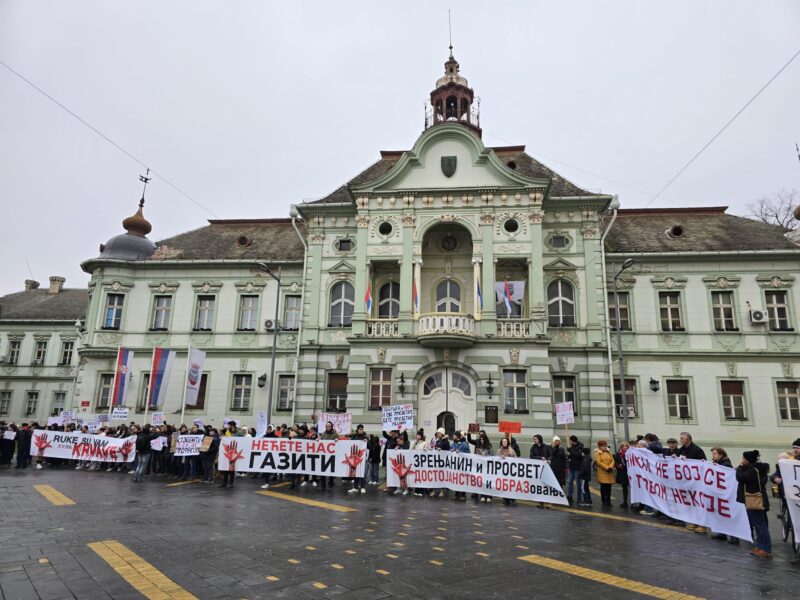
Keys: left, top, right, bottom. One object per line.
{"left": 666, "top": 438, "right": 678, "bottom": 444}
{"left": 792, "top": 438, "right": 800, "bottom": 449}
{"left": 742, "top": 450, "right": 760, "bottom": 464}
{"left": 436, "top": 427, "right": 446, "bottom": 436}
{"left": 552, "top": 436, "right": 561, "bottom": 443}
{"left": 569, "top": 435, "right": 578, "bottom": 443}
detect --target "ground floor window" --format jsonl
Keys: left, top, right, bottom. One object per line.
{"left": 231, "top": 374, "right": 252, "bottom": 411}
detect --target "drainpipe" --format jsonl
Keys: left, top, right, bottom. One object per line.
{"left": 289, "top": 205, "right": 307, "bottom": 426}
{"left": 600, "top": 195, "right": 620, "bottom": 450}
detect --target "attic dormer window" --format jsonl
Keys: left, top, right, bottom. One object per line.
{"left": 237, "top": 236, "right": 252, "bottom": 247}
{"left": 666, "top": 225, "right": 685, "bottom": 239}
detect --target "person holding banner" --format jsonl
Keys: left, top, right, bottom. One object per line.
{"left": 410, "top": 430, "right": 430, "bottom": 498}
{"left": 347, "top": 424, "right": 368, "bottom": 494}
{"left": 0, "top": 422, "right": 16, "bottom": 468}
{"left": 736, "top": 450, "right": 773, "bottom": 557}
{"left": 366, "top": 435, "right": 381, "bottom": 485}
{"left": 430, "top": 428, "right": 450, "bottom": 498}
{"left": 319, "top": 422, "right": 339, "bottom": 491}
{"left": 497, "top": 436, "right": 517, "bottom": 506}
{"left": 202, "top": 429, "right": 220, "bottom": 483}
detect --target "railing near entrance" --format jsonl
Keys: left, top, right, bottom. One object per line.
{"left": 417, "top": 313, "right": 476, "bottom": 337}
{"left": 496, "top": 319, "right": 531, "bottom": 338}
{"left": 365, "top": 319, "right": 400, "bottom": 338}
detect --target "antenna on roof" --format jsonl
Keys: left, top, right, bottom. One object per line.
{"left": 448, "top": 9, "right": 453, "bottom": 57}
{"left": 139, "top": 168, "right": 152, "bottom": 203}
{"left": 24, "top": 258, "right": 34, "bottom": 279}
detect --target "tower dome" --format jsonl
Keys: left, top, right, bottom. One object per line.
{"left": 427, "top": 45, "right": 481, "bottom": 136}
{"left": 98, "top": 198, "right": 157, "bottom": 260}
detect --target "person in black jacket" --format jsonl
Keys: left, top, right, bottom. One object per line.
{"left": 431, "top": 428, "right": 450, "bottom": 498}
{"left": 132, "top": 425, "right": 158, "bottom": 482}
{"left": 614, "top": 441, "right": 630, "bottom": 508}
{"left": 578, "top": 447, "right": 593, "bottom": 507}
{"left": 529, "top": 434, "right": 551, "bottom": 461}
{"left": 14, "top": 423, "right": 32, "bottom": 469}
{"left": 566, "top": 435, "right": 584, "bottom": 506}
{"left": 736, "top": 450, "right": 772, "bottom": 557}
{"left": 203, "top": 429, "right": 220, "bottom": 484}
{"left": 549, "top": 437, "right": 567, "bottom": 489}
{"left": 348, "top": 424, "right": 368, "bottom": 494}
{"left": 677, "top": 432, "right": 706, "bottom": 461}
{"left": 366, "top": 434, "right": 381, "bottom": 485}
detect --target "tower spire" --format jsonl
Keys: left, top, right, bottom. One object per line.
{"left": 448, "top": 10, "right": 453, "bottom": 59}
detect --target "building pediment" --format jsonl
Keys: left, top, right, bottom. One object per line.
{"left": 328, "top": 260, "right": 356, "bottom": 273}
{"left": 543, "top": 258, "right": 578, "bottom": 272}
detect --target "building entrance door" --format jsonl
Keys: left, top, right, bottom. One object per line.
{"left": 419, "top": 368, "right": 474, "bottom": 435}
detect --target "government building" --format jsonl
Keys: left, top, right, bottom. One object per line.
{"left": 1, "top": 50, "right": 798, "bottom": 456}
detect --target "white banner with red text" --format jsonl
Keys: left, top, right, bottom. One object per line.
{"left": 385, "top": 450, "right": 568, "bottom": 504}
{"left": 778, "top": 459, "right": 800, "bottom": 536}
{"left": 29, "top": 430, "right": 137, "bottom": 463}
{"left": 217, "top": 437, "right": 367, "bottom": 477}
{"left": 626, "top": 447, "right": 751, "bottom": 540}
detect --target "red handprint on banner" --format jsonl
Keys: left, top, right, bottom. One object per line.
{"left": 223, "top": 440, "right": 244, "bottom": 472}
{"left": 33, "top": 433, "right": 52, "bottom": 458}
{"left": 390, "top": 454, "right": 414, "bottom": 489}
{"left": 342, "top": 444, "right": 366, "bottom": 478}
{"left": 119, "top": 440, "right": 134, "bottom": 463}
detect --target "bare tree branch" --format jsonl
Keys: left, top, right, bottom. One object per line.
{"left": 745, "top": 189, "right": 799, "bottom": 229}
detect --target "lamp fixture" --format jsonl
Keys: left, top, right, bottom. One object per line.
{"left": 398, "top": 373, "right": 406, "bottom": 397}
{"left": 486, "top": 376, "right": 494, "bottom": 398}
{"left": 649, "top": 378, "right": 660, "bottom": 392}
{"left": 257, "top": 374, "right": 267, "bottom": 389}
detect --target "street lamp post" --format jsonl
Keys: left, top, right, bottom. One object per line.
{"left": 256, "top": 263, "right": 282, "bottom": 427}
{"left": 613, "top": 258, "right": 635, "bottom": 442}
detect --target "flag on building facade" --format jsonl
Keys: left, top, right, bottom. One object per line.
{"left": 184, "top": 347, "right": 206, "bottom": 407}
{"left": 111, "top": 348, "right": 134, "bottom": 407}
{"left": 365, "top": 283, "right": 373, "bottom": 312}
{"left": 412, "top": 280, "right": 419, "bottom": 311}
{"left": 148, "top": 347, "right": 176, "bottom": 409}
{"left": 476, "top": 277, "right": 483, "bottom": 310}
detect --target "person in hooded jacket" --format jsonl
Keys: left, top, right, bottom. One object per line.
{"left": 566, "top": 435, "right": 584, "bottom": 506}
{"left": 431, "top": 428, "right": 450, "bottom": 498}
{"left": 449, "top": 431, "right": 469, "bottom": 500}
{"left": 736, "top": 450, "right": 772, "bottom": 557}
{"left": 366, "top": 434, "right": 381, "bottom": 485}
{"left": 203, "top": 429, "right": 220, "bottom": 483}
{"left": 14, "top": 423, "right": 32, "bottom": 469}
{"left": 133, "top": 425, "right": 158, "bottom": 482}
{"left": 549, "top": 436, "right": 567, "bottom": 490}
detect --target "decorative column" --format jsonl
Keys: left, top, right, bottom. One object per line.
{"left": 399, "top": 214, "right": 415, "bottom": 336}
{"left": 472, "top": 258, "right": 482, "bottom": 320}
{"left": 413, "top": 259, "right": 422, "bottom": 320}
{"left": 352, "top": 214, "right": 371, "bottom": 336}
{"left": 581, "top": 220, "right": 601, "bottom": 340}
{"left": 479, "top": 211, "right": 496, "bottom": 336}
{"left": 529, "top": 205, "right": 546, "bottom": 334}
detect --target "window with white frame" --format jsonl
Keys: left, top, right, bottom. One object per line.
{"left": 329, "top": 282, "right": 354, "bottom": 327}
{"left": 721, "top": 380, "right": 747, "bottom": 421}
{"left": 24, "top": 391, "right": 39, "bottom": 417}
{"left": 33, "top": 341, "right": 47, "bottom": 364}
{"left": 0, "top": 391, "right": 11, "bottom": 415}
{"left": 378, "top": 282, "right": 400, "bottom": 318}
{"left": 103, "top": 293, "right": 124, "bottom": 329}
{"left": 51, "top": 391, "right": 66, "bottom": 416}
{"left": 230, "top": 374, "right": 252, "bottom": 411}
{"left": 283, "top": 295, "right": 302, "bottom": 330}
{"left": 8, "top": 340, "right": 21, "bottom": 365}
{"left": 238, "top": 295, "right": 259, "bottom": 330}
{"left": 659, "top": 292, "right": 683, "bottom": 331}
{"left": 277, "top": 375, "right": 294, "bottom": 410}
{"left": 436, "top": 280, "right": 461, "bottom": 313}
{"left": 151, "top": 295, "right": 172, "bottom": 330}
{"left": 96, "top": 374, "right": 114, "bottom": 409}
{"left": 369, "top": 368, "right": 392, "bottom": 409}
{"left": 547, "top": 280, "right": 575, "bottom": 327}
{"left": 451, "top": 372, "right": 472, "bottom": 395}
{"left": 765, "top": 290, "right": 791, "bottom": 331}
{"left": 711, "top": 291, "right": 736, "bottom": 331}
{"left": 553, "top": 376, "right": 577, "bottom": 414}
{"left": 136, "top": 373, "right": 150, "bottom": 412}
{"left": 503, "top": 370, "right": 527, "bottom": 413}
{"left": 59, "top": 340, "right": 74, "bottom": 365}
{"left": 666, "top": 379, "right": 691, "bottom": 419}
{"left": 608, "top": 291, "right": 630, "bottom": 331}
{"left": 423, "top": 372, "right": 442, "bottom": 395}
{"left": 777, "top": 381, "right": 800, "bottom": 421}
{"left": 194, "top": 295, "right": 215, "bottom": 330}
{"left": 613, "top": 378, "right": 637, "bottom": 417}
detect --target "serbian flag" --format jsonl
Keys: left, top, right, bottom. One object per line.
{"left": 412, "top": 280, "right": 419, "bottom": 311}
{"left": 148, "top": 347, "right": 176, "bottom": 409}
{"left": 111, "top": 348, "right": 134, "bottom": 407}
{"left": 476, "top": 278, "right": 483, "bottom": 310}
{"left": 365, "top": 283, "right": 373, "bottom": 312}
{"left": 504, "top": 281, "right": 513, "bottom": 317}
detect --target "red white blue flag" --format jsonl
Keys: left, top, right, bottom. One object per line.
{"left": 503, "top": 281, "right": 513, "bottom": 316}
{"left": 365, "top": 283, "right": 373, "bottom": 313}
{"left": 148, "top": 347, "right": 176, "bottom": 409}
{"left": 111, "top": 348, "right": 134, "bottom": 407}
{"left": 412, "top": 280, "right": 419, "bottom": 311}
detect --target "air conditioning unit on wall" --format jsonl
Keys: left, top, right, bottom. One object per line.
{"left": 749, "top": 309, "right": 768, "bottom": 325}
{"left": 617, "top": 405, "right": 636, "bottom": 418}
{"left": 264, "top": 319, "right": 276, "bottom": 331}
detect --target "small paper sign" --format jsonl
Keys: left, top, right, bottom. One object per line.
{"left": 498, "top": 421, "right": 522, "bottom": 434}
{"left": 111, "top": 407, "right": 129, "bottom": 421}
{"left": 151, "top": 412, "right": 165, "bottom": 427}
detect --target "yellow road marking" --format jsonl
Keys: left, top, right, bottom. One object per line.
{"left": 266, "top": 576, "right": 280, "bottom": 582}
{"left": 88, "top": 540, "right": 197, "bottom": 600}
{"left": 511, "top": 535, "right": 523, "bottom": 540}
{"left": 345, "top": 549, "right": 356, "bottom": 555}
{"left": 355, "top": 538, "right": 366, "bottom": 543}
{"left": 165, "top": 480, "right": 201, "bottom": 487}
{"left": 365, "top": 528, "right": 375, "bottom": 532}
{"left": 376, "top": 569, "right": 390, "bottom": 575}
{"left": 33, "top": 485, "right": 75, "bottom": 506}
{"left": 392, "top": 542, "right": 405, "bottom": 547}
{"left": 430, "top": 560, "right": 443, "bottom": 566}
{"left": 518, "top": 554, "right": 705, "bottom": 600}
{"left": 432, "top": 547, "right": 445, "bottom": 552}
{"left": 434, "top": 535, "right": 446, "bottom": 540}
{"left": 288, "top": 559, "right": 301, "bottom": 564}
{"left": 377, "top": 483, "right": 386, "bottom": 490}
{"left": 437, "top": 527, "right": 447, "bottom": 531}
{"left": 320, "top": 534, "right": 331, "bottom": 539}
{"left": 386, "top": 554, "right": 398, "bottom": 559}
{"left": 305, "top": 546, "right": 316, "bottom": 551}
{"left": 474, "top": 531, "right": 484, "bottom": 535}
{"left": 312, "top": 582, "right": 327, "bottom": 589}
{"left": 402, "top": 524, "right": 411, "bottom": 528}
{"left": 257, "top": 491, "right": 356, "bottom": 513}
{"left": 398, "top": 532, "right": 408, "bottom": 536}
{"left": 475, "top": 540, "right": 487, "bottom": 545}
{"left": 38, "top": 558, "right": 49, "bottom": 564}
{"left": 476, "top": 552, "right": 489, "bottom": 557}
{"left": 516, "top": 545, "right": 529, "bottom": 550}
{"left": 368, "top": 521, "right": 379, "bottom": 525}
{"left": 520, "top": 501, "right": 688, "bottom": 532}
{"left": 331, "top": 564, "right": 344, "bottom": 569}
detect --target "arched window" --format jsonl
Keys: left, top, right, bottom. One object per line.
{"left": 436, "top": 280, "right": 461, "bottom": 313}
{"left": 547, "top": 280, "right": 575, "bottom": 327}
{"left": 378, "top": 282, "right": 400, "bottom": 318}
{"left": 329, "top": 282, "right": 354, "bottom": 327}
{"left": 446, "top": 95, "right": 458, "bottom": 120}
{"left": 460, "top": 97, "right": 470, "bottom": 120}
{"left": 451, "top": 373, "right": 472, "bottom": 396}
{"left": 424, "top": 372, "right": 443, "bottom": 395}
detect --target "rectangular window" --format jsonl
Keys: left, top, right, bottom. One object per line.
{"left": 136, "top": 373, "right": 151, "bottom": 413}
{"left": 711, "top": 291, "right": 736, "bottom": 331}
{"left": 25, "top": 391, "right": 39, "bottom": 417}
{"left": 552, "top": 376, "right": 577, "bottom": 415}
{"left": 666, "top": 379, "right": 691, "bottom": 419}
{"left": 238, "top": 295, "right": 259, "bottom": 330}
{"left": 8, "top": 340, "right": 21, "bottom": 365}
{"left": 278, "top": 375, "right": 295, "bottom": 411}
{"left": 151, "top": 295, "right": 172, "bottom": 330}
{"left": 104, "top": 294, "right": 124, "bottom": 329}
{"left": 59, "top": 340, "right": 74, "bottom": 365}
{"left": 503, "top": 370, "right": 527, "bottom": 413}
{"left": 777, "top": 381, "right": 800, "bottom": 421}
{"left": 608, "top": 291, "right": 631, "bottom": 331}
{"left": 659, "top": 292, "right": 683, "bottom": 331}
{"left": 51, "top": 391, "right": 66, "bottom": 416}
{"left": 721, "top": 380, "right": 747, "bottom": 421}
{"left": 327, "top": 373, "right": 348, "bottom": 412}
{"left": 765, "top": 291, "right": 791, "bottom": 331}
{"left": 0, "top": 391, "right": 11, "bottom": 415}
{"left": 231, "top": 374, "right": 252, "bottom": 411}
{"left": 613, "top": 378, "right": 637, "bottom": 418}
{"left": 369, "top": 368, "right": 392, "bottom": 409}
{"left": 284, "top": 295, "right": 302, "bottom": 330}
{"left": 96, "top": 374, "right": 114, "bottom": 410}
{"left": 34, "top": 340, "right": 48, "bottom": 364}
{"left": 194, "top": 295, "right": 215, "bottom": 330}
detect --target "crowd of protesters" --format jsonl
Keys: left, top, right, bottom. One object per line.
{"left": 1, "top": 418, "right": 797, "bottom": 560}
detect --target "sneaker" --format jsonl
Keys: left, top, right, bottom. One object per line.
{"left": 414, "top": 492, "right": 422, "bottom": 497}
{"left": 486, "top": 498, "right": 492, "bottom": 503}
{"left": 402, "top": 490, "right": 408, "bottom": 496}
{"left": 438, "top": 491, "right": 445, "bottom": 498}
{"left": 260, "top": 483, "right": 270, "bottom": 489}
{"left": 312, "top": 481, "right": 317, "bottom": 487}
{"left": 300, "top": 481, "right": 308, "bottom": 487}
{"left": 348, "top": 488, "right": 358, "bottom": 494}
{"left": 685, "top": 524, "right": 697, "bottom": 531}
{"left": 394, "top": 489, "right": 402, "bottom": 495}
{"left": 36, "top": 464, "right": 43, "bottom": 470}
{"left": 360, "top": 488, "right": 366, "bottom": 494}
{"left": 480, "top": 497, "right": 486, "bottom": 503}
{"left": 75, "top": 465, "right": 82, "bottom": 470}
{"left": 106, "top": 467, "right": 114, "bottom": 472}
{"left": 640, "top": 510, "right": 656, "bottom": 516}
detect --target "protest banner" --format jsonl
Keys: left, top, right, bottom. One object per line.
{"left": 193, "top": 418, "right": 204, "bottom": 429}
{"left": 175, "top": 434, "right": 205, "bottom": 457}
{"left": 382, "top": 404, "right": 414, "bottom": 432}
{"left": 150, "top": 437, "right": 166, "bottom": 451}
{"left": 386, "top": 449, "right": 567, "bottom": 504}
{"left": 200, "top": 436, "right": 213, "bottom": 452}
{"left": 555, "top": 402, "right": 575, "bottom": 425}
{"left": 498, "top": 421, "right": 522, "bottom": 435}
{"left": 468, "top": 423, "right": 481, "bottom": 433}
{"left": 111, "top": 407, "right": 129, "bottom": 421}
{"left": 87, "top": 421, "right": 101, "bottom": 433}
{"left": 151, "top": 412, "right": 165, "bottom": 427}
{"left": 98, "top": 414, "right": 109, "bottom": 423}
{"left": 217, "top": 438, "right": 367, "bottom": 478}
{"left": 29, "top": 431, "right": 136, "bottom": 462}
{"left": 3, "top": 430, "right": 17, "bottom": 440}
{"left": 47, "top": 416, "right": 62, "bottom": 427}
{"left": 59, "top": 410, "right": 73, "bottom": 422}
{"left": 223, "top": 417, "right": 241, "bottom": 428}
{"left": 626, "top": 447, "right": 751, "bottom": 540}
{"left": 256, "top": 411, "right": 268, "bottom": 437}
{"left": 778, "top": 459, "right": 800, "bottom": 537}
{"left": 315, "top": 412, "right": 352, "bottom": 436}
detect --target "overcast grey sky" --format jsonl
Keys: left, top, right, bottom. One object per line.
{"left": 1, "top": 1, "right": 798, "bottom": 297}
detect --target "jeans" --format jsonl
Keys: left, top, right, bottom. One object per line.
{"left": 747, "top": 509, "right": 772, "bottom": 553}
{"left": 581, "top": 479, "right": 592, "bottom": 504}
{"left": 567, "top": 468, "right": 580, "bottom": 499}
{"left": 367, "top": 462, "right": 379, "bottom": 483}
{"left": 133, "top": 454, "right": 150, "bottom": 482}
{"left": 202, "top": 456, "right": 215, "bottom": 481}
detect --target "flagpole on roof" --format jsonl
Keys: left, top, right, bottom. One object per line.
{"left": 179, "top": 344, "right": 191, "bottom": 427}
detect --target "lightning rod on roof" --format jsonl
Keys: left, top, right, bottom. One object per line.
{"left": 139, "top": 168, "right": 152, "bottom": 201}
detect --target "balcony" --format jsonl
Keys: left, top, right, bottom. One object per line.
{"left": 417, "top": 313, "right": 476, "bottom": 348}
{"left": 365, "top": 319, "right": 400, "bottom": 338}
{"left": 497, "top": 319, "right": 531, "bottom": 338}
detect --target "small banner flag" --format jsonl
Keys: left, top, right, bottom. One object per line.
{"left": 111, "top": 348, "right": 134, "bottom": 407}
{"left": 412, "top": 280, "right": 419, "bottom": 311}
{"left": 476, "top": 277, "right": 483, "bottom": 310}
{"left": 184, "top": 347, "right": 206, "bottom": 407}
{"left": 365, "top": 283, "right": 373, "bottom": 312}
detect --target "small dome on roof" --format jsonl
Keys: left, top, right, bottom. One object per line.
{"left": 99, "top": 198, "right": 157, "bottom": 260}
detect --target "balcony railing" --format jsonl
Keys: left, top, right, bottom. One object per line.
{"left": 496, "top": 319, "right": 531, "bottom": 338}
{"left": 417, "top": 313, "right": 476, "bottom": 347}
{"left": 365, "top": 319, "right": 400, "bottom": 338}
